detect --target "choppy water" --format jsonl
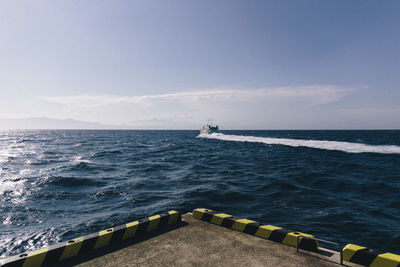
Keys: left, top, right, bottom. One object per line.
{"left": 0, "top": 130, "right": 399, "bottom": 258}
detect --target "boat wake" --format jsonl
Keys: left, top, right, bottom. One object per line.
{"left": 197, "top": 133, "right": 400, "bottom": 154}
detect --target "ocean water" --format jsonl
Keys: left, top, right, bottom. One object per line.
{"left": 0, "top": 130, "right": 399, "bottom": 258}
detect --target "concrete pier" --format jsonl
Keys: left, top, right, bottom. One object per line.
{"left": 75, "top": 213, "right": 355, "bottom": 267}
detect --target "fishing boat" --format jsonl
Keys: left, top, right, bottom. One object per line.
{"left": 200, "top": 124, "right": 219, "bottom": 134}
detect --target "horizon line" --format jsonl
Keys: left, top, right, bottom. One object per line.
{"left": 0, "top": 128, "right": 399, "bottom": 131}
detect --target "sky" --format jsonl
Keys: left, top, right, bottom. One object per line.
{"left": 0, "top": 0, "right": 399, "bottom": 129}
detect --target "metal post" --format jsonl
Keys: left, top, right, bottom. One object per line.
{"left": 340, "top": 246, "right": 343, "bottom": 265}
{"left": 296, "top": 235, "right": 343, "bottom": 265}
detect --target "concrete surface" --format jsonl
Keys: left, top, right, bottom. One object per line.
{"left": 75, "top": 213, "right": 357, "bottom": 267}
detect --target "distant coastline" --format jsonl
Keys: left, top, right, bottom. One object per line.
{"left": 0, "top": 117, "right": 399, "bottom": 130}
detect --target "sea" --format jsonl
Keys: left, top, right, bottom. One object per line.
{"left": 0, "top": 130, "right": 399, "bottom": 258}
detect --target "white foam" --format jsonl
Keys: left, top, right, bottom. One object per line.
{"left": 197, "top": 133, "right": 400, "bottom": 154}
{"left": 3, "top": 215, "right": 12, "bottom": 225}
{"left": 0, "top": 179, "right": 28, "bottom": 204}
{"left": 72, "top": 156, "right": 92, "bottom": 163}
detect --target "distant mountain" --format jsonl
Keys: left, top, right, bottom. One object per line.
{"left": 0, "top": 117, "right": 115, "bottom": 130}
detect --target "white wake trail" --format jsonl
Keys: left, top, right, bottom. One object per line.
{"left": 197, "top": 133, "right": 400, "bottom": 154}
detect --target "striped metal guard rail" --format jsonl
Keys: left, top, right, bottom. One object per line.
{"left": 192, "top": 208, "right": 319, "bottom": 251}
{"left": 0, "top": 210, "right": 181, "bottom": 267}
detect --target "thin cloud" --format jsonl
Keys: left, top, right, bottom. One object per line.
{"left": 38, "top": 85, "right": 356, "bottom": 108}
{"left": 338, "top": 107, "right": 400, "bottom": 117}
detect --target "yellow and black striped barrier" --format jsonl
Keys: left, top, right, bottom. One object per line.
{"left": 192, "top": 208, "right": 318, "bottom": 251}
{"left": 343, "top": 244, "right": 400, "bottom": 267}
{"left": 0, "top": 210, "right": 181, "bottom": 267}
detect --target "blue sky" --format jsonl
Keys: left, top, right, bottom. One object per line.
{"left": 0, "top": 0, "right": 399, "bottom": 129}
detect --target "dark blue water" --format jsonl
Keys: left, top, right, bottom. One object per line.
{"left": 0, "top": 130, "right": 399, "bottom": 258}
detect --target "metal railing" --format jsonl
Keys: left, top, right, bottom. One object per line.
{"left": 296, "top": 235, "right": 343, "bottom": 265}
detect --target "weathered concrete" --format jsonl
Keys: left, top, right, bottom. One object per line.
{"left": 76, "top": 213, "right": 357, "bottom": 267}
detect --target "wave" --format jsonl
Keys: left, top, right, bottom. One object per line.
{"left": 197, "top": 133, "right": 400, "bottom": 154}
{"left": 72, "top": 156, "right": 92, "bottom": 164}
{"left": 47, "top": 176, "right": 105, "bottom": 187}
